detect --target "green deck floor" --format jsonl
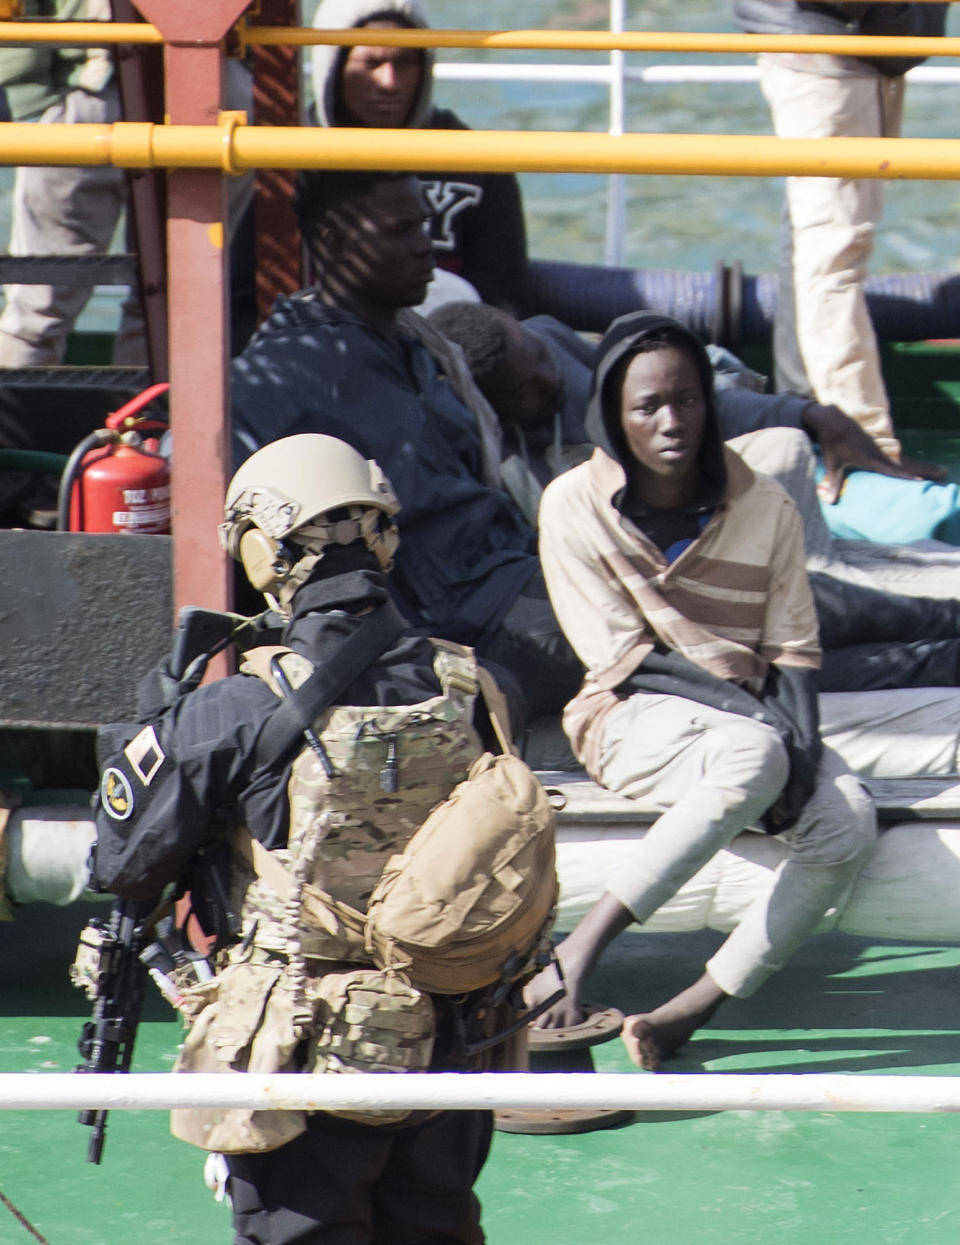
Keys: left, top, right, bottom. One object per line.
{"left": 1, "top": 901, "right": 959, "bottom": 1244}
{"left": 4, "top": 334, "right": 950, "bottom": 1241}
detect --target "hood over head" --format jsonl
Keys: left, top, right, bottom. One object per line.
{"left": 310, "top": 0, "right": 434, "bottom": 129}
{"left": 584, "top": 309, "right": 726, "bottom": 502}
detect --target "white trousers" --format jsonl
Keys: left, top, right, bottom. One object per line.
{"left": 758, "top": 54, "right": 904, "bottom": 458}
{"left": 597, "top": 693, "right": 877, "bottom": 998}
{"left": 0, "top": 84, "right": 145, "bottom": 366}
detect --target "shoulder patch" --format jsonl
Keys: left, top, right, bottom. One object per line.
{"left": 101, "top": 767, "right": 134, "bottom": 821}
{"left": 124, "top": 725, "right": 166, "bottom": 786}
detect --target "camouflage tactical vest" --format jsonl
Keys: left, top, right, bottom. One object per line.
{"left": 230, "top": 639, "right": 484, "bottom": 963}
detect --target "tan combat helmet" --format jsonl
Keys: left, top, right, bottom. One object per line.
{"left": 219, "top": 434, "right": 400, "bottom": 613}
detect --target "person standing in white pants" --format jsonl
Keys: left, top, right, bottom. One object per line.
{"left": 758, "top": 52, "right": 902, "bottom": 457}
{"left": 733, "top": 2, "right": 949, "bottom": 478}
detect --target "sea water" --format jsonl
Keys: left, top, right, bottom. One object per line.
{"left": 7, "top": 0, "right": 959, "bottom": 331}
{"left": 426, "top": 0, "right": 960, "bottom": 275}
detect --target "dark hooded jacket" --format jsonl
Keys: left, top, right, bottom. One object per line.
{"left": 584, "top": 311, "right": 822, "bottom": 832}
{"left": 732, "top": 3, "right": 948, "bottom": 76}
{"left": 309, "top": 0, "right": 528, "bottom": 310}
{"left": 231, "top": 295, "right": 538, "bottom": 649}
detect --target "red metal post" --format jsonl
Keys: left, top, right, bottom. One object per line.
{"left": 132, "top": 0, "right": 250, "bottom": 635}
{"left": 250, "top": 0, "right": 303, "bottom": 324}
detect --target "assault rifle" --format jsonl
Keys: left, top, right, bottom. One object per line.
{"left": 72, "top": 887, "right": 229, "bottom": 1164}
{"left": 71, "top": 897, "right": 156, "bottom": 1165}
{"left": 71, "top": 606, "right": 276, "bottom": 1163}
{"left": 134, "top": 604, "right": 282, "bottom": 719}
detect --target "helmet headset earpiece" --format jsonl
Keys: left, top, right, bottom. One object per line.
{"left": 220, "top": 435, "right": 401, "bottom": 614}
{"left": 359, "top": 507, "right": 399, "bottom": 572}
{"left": 237, "top": 528, "right": 294, "bottom": 596}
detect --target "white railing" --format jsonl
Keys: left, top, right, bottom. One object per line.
{"left": 8, "top": 1072, "right": 960, "bottom": 1114}
{"left": 434, "top": 63, "right": 960, "bottom": 86}
{"left": 431, "top": 0, "right": 960, "bottom": 263}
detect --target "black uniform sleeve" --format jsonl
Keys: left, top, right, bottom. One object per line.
{"left": 91, "top": 677, "right": 279, "bottom": 899}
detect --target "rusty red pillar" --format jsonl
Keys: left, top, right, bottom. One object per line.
{"left": 133, "top": 0, "right": 250, "bottom": 631}
{"left": 250, "top": 0, "right": 303, "bottom": 325}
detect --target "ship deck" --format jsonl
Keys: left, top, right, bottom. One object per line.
{"left": 3, "top": 356, "right": 960, "bottom": 1243}
{"left": 3, "top": 880, "right": 959, "bottom": 1243}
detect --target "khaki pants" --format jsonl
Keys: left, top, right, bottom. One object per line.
{"left": 597, "top": 694, "right": 877, "bottom": 998}
{"left": 759, "top": 53, "right": 904, "bottom": 458}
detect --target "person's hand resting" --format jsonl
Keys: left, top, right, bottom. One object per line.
{"left": 801, "top": 402, "right": 946, "bottom": 504}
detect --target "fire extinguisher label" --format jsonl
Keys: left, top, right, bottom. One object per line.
{"left": 123, "top": 484, "right": 171, "bottom": 505}
{"left": 109, "top": 483, "right": 172, "bottom": 532}
{"left": 112, "top": 504, "right": 171, "bottom": 529}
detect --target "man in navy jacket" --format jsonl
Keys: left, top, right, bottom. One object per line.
{"left": 231, "top": 169, "right": 580, "bottom": 722}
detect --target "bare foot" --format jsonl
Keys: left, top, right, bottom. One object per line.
{"left": 900, "top": 454, "right": 948, "bottom": 484}
{"left": 621, "top": 1015, "right": 667, "bottom": 1071}
{"left": 621, "top": 1012, "right": 704, "bottom": 1070}
{"left": 524, "top": 893, "right": 636, "bottom": 1030}
{"left": 621, "top": 974, "right": 728, "bottom": 1070}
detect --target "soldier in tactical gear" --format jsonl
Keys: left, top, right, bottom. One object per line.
{"left": 91, "top": 433, "right": 511, "bottom": 1245}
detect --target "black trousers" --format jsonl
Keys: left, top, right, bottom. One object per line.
{"left": 811, "top": 572, "right": 960, "bottom": 692}
{"left": 227, "top": 1109, "right": 492, "bottom": 1245}
{"left": 479, "top": 568, "right": 583, "bottom": 720}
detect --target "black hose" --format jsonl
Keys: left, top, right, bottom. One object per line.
{"left": 55, "top": 429, "right": 115, "bottom": 532}
{"left": 0, "top": 449, "right": 68, "bottom": 475}
{"left": 523, "top": 259, "right": 960, "bottom": 345}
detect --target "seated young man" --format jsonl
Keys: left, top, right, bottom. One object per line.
{"left": 428, "top": 300, "right": 960, "bottom": 694}
{"left": 524, "top": 310, "right": 879, "bottom": 1068}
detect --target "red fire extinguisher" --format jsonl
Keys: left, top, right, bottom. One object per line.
{"left": 57, "top": 383, "right": 171, "bottom": 534}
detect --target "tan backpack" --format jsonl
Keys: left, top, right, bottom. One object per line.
{"left": 248, "top": 666, "right": 558, "bottom": 996}
{"left": 172, "top": 664, "right": 557, "bottom": 1151}
{"left": 364, "top": 747, "right": 557, "bottom": 993}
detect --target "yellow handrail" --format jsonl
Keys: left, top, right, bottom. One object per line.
{"left": 3, "top": 119, "right": 960, "bottom": 181}
{"left": 241, "top": 27, "right": 960, "bottom": 61}
{"left": 0, "top": 20, "right": 160, "bottom": 44}
{"left": 0, "top": 21, "right": 957, "bottom": 61}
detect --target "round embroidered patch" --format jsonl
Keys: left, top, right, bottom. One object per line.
{"left": 101, "top": 767, "right": 134, "bottom": 821}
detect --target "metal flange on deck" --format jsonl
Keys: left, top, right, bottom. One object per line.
{"left": 495, "top": 1004, "right": 634, "bottom": 1135}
